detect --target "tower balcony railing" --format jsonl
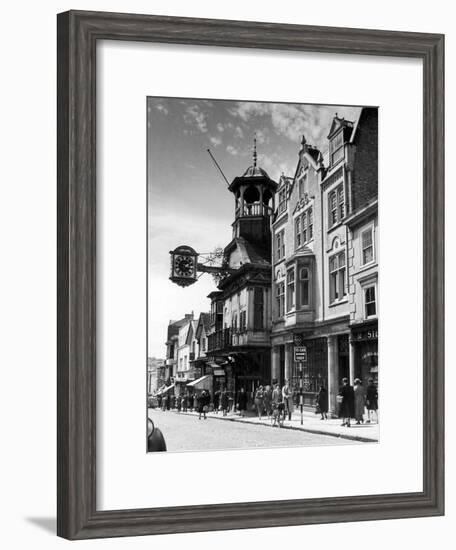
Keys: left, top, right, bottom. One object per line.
{"left": 235, "top": 202, "right": 273, "bottom": 218}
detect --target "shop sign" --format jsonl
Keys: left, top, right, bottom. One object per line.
{"left": 294, "top": 346, "right": 307, "bottom": 362}
{"left": 353, "top": 329, "right": 378, "bottom": 341}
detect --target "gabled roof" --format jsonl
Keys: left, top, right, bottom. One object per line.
{"left": 327, "top": 114, "right": 354, "bottom": 139}
{"left": 195, "top": 312, "right": 211, "bottom": 339}
{"left": 349, "top": 106, "right": 378, "bottom": 144}
{"left": 225, "top": 236, "right": 270, "bottom": 266}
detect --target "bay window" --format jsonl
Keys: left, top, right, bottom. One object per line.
{"left": 299, "top": 267, "right": 310, "bottom": 306}
{"left": 286, "top": 268, "right": 295, "bottom": 312}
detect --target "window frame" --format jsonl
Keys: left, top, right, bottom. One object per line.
{"left": 329, "top": 250, "right": 347, "bottom": 304}
{"left": 364, "top": 284, "right": 377, "bottom": 319}
{"left": 361, "top": 225, "right": 375, "bottom": 266}
{"left": 294, "top": 206, "right": 314, "bottom": 250}
{"left": 276, "top": 229, "right": 285, "bottom": 261}
{"left": 276, "top": 280, "right": 285, "bottom": 318}
{"left": 329, "top": 130, "right": 344, "bottom": 166}
{"left": 286, "top": 268, "right": 295, "bottom": 313}
{"left": 328, "top": 183, "right": 345, "bottom": 228}
{"left": 299, "top": 266, "right": 310, "bottom": 307}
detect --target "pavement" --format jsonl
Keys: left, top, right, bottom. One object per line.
{"left": 152, "top": 407, "right": 379, "bottom": 443}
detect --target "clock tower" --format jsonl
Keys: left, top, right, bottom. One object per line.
{"left": 228, "top": 137, "right": 278, "bottom": 258}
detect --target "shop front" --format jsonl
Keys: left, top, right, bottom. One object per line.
{"left": 350, "top": 320, "right": 378, "bottom": 385}
{"left": 290, "top": 337, "right": 328, "bottom": 408}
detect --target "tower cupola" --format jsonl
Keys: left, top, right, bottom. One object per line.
{"left": 228, "top": 135, "right": 278, "bottom": 252}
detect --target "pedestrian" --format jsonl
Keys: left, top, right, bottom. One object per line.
{"left": 271, "top": 382, "right": 284, "bottom": 427}
{"left": 182, "top": 393, "right": 188, "bottom": 413}
{"left": 254, "top": 385, "right": 265, "bottom": 420}
{"left": 176, "top": 394, "right": 182, "bottom": 413}
{"left": 213, "top": 390, "right": 220, "bottom": 414}
{"left": 354, "top": 378, "right": 365, "bottom": 424}
{"left": 338, "top": 377, "right": 355, "bottom": 427}
{"left": 317, "top": 385, "right": 328, "bottom": 420}
{"left": 197, "top": 391, "right": 207, "bottom": 420}
{"left": 220, "top": 389, "right": 229, "bottom": 416}
{"left": 282, "top": 379, "right": 293, "bottom": 421}
{"left": 157, "top": 394, "right": 162, "bottom": 410}
{"left": 237, "top": 387, "right": 248, "bottom": 417}
{"left": 365, "top": 378, "right": 378, "bottom": 423}
{"left": 263, "top": 384, "right": 273, "bottom": 419}
{"left": 193, "top": 392, "right": 198, "bottom": 412}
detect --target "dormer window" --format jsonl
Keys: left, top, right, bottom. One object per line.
{"left": 329, "top": 130, "right": 344, "bottom": 165}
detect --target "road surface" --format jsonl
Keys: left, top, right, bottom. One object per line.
{"left": 148, "top": 408, "right": 357, "bottom": 452}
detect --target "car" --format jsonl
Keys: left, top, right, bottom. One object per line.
{"left": 147, "top": 395, "right": 159, "bottom": 408}
{"left": 147, "top": 418, "right": 167, "bottom": 452}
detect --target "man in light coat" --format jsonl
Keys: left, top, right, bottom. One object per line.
{"left": 282, "top": 379, "right": 293, "bottom": 421}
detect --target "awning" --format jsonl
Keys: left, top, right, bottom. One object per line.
{"left": 186, "top": 375, "right": 212, "bottom": 389}
{"left": 156, "top": 384, "right": 175, "bottom": 395}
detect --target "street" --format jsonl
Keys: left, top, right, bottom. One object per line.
{"left": 148, "top": 408, "right": 358, "bottom": 452}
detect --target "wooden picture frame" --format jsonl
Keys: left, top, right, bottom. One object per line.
{"left": 57, "top": 10, "right": 444, "bottom": 539}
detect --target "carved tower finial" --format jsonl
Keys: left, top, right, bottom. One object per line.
{"left": 253, "top": 133, "right": 257, "bottom": 168}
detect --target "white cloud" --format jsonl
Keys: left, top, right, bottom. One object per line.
{"left": 216, "top": 122, "right": 225, "bottom": 132}
{"left": 209, "top": 135, "right": 222, "bottom": 147}
{"left": 228, "top": 101, "right": 360, "bottom": 150}
{"left": 226, "top": 145, "right": 239, "bottom": 156}
{"left": 183, "top": 104, "right": 208, "bottom": 133}
{"left": 154, "top": 103, "right": 169, "bottom": 115}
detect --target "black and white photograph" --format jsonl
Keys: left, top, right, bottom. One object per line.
{"left": 147, "top": 97, "right": 379, "bottom": 452}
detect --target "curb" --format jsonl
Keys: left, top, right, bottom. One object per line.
{"left": 158, "top": 410, "right": 378, "bottom": 444}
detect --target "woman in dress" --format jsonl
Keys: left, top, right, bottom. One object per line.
{"left": 317, "top": 385, "right": 329, "bottom": 420}
{"left": 237, "top": 388, "right": 248, "bottom": 417}
{"left": 353, "top": 378, "right": 365, "bottom": 424}
{"left": 254, "top": 385, "right": 265, "bottom": 420}
{"left": 338, "top": 377, "right": 355, "bottom": 427}
{"left": 263, "top": 385, "right": 273, "bottom": 420}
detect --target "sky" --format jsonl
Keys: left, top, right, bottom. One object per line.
{"left": 147, "top": 97, "right": 360, "bottom": 358}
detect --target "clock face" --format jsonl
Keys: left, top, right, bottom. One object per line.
{"left": 174, "top": 255, "right": 194, "bottom": 278}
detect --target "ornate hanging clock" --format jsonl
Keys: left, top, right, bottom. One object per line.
{"left": 169, "top": 245, "right": 198, "bottom": 287}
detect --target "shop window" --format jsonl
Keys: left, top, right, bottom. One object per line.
{"left": 286, "top": 268, "right": 295, "bottom": 312}
{"left": 362, "top": 227, "right": 374, "bottom": 265}
{"left": 299, "top": 267, "right": 310, "bottom": 306}
{"left": 276, "top": 281, "right": 285, "bottom": 318}
{"left": 365, "top": 285, "right": 377, "bottom": 318}
{"left": 329, "top": 251, "right": 346, "bottom": 303}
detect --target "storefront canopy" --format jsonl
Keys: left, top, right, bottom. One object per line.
{"left": 186, "top": 375, "right": 212, "bottom": 390}
{"left": 156, "top": 384, "right": 175, "bottom": 396}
